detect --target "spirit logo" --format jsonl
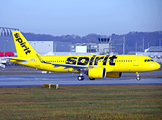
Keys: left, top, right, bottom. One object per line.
{"left": 66, "top": 55, "right": 117, "bottom": 66}
{"left": 14, "top": 33, "right": 31, "bottom": 55}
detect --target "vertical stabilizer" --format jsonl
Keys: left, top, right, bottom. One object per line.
{"left": 12, "top": 31, "right": 37, "bottom": 57}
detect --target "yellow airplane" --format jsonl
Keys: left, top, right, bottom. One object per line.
{"left": 10, "top": 31, "right": 161, "bottom": 81}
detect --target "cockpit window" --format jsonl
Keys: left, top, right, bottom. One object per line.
{"left": 144, "top": 59, "right": 154, "bottom": 62}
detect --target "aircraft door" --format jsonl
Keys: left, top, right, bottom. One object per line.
{"left": 133, "top": 56, "right": 139, "bottom": 66}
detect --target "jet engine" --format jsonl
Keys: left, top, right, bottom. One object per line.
{"left": 88, "top": 68, "right": 106, "bottom": 79}
{"left": 106, "top": 72, "right": 122, "bottom": 78}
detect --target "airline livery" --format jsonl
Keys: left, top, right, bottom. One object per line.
{"left": 10, "top": 31, "right": 161, "bottom": 81}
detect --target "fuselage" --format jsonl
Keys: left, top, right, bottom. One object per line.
{"left": 11, "top": 54, "right": 161, "bottom": 73}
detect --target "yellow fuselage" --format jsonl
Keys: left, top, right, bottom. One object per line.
{"left": 11, "top": 54, "right": 160, "bottom": 73}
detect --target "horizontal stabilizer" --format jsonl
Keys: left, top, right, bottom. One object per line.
{"left": 10, "top": 58, "right": 28, "bottom": 63}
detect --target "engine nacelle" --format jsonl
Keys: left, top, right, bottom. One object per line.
{"left": 106, "top": 72, "right": 122, "bottom": 78}
{"left": 88, "top": 68, "right": 106, "bottom": 79}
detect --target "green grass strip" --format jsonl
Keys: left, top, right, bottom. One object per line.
{"left": 0, "top": 85, "right": 162, "bottom": 119}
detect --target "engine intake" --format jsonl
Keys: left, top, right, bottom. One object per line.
{"left": 88, "top": 68, "right": 106, "bottom": 79}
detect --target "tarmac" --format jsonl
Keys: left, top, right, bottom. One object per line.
{"left": 0, "top": 69, "right": 162, "bottom": 87}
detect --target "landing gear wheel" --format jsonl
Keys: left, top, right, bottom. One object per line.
{"left": 77, "top": 76, "right": 84, "bottom": 81}
{"left": 136, "top": 77, "right": 141, "bottom": 81}
{"left": 89, "top": 78, "right": 95, "bottom": 80}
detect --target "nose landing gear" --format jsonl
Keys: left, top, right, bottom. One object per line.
{"left": 136, "top": 72, "right": 141, "bottom": 81}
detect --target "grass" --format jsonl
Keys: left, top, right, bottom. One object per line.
{"left": 0, "top": 85, "right": 162, "bottom": 119}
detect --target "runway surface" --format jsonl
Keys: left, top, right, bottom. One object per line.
{"left": 0, "top": 70, "right": 162, "bottom": 87}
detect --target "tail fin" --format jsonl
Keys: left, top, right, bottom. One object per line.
{"left": 12, "top": 31, "right": 37, "bottom": 57}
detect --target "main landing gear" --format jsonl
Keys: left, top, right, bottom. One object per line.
{"left": 77, "top": 70, "right": 95, "bottom": 81}
{"left": 77, "top": 75, "right": 84, "bottom": 81}
{"left": 77, "top": 75, "right": 95, "bottom": 81}
{"left": 77, "top": 71, "right": 84, "bottom": 81}
{"left": 136, "top": 72, "right": 141, "bottom": 81}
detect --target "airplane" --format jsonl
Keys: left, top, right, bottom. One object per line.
{"left": 10, "top": 31, "right": 161, "bottom": 81}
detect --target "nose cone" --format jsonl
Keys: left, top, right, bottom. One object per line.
{"left": 151, "top": 62, "right": 161, "bottom": 71}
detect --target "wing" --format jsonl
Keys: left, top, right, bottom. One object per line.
{"left": 48, "top": 62, "right": 92, "bottom": 71}
{"left": 37, "top": 54, "right": 93, "bottom": 71}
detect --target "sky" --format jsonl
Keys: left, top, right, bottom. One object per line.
{"left": 0, "top": 0, "right": 162, "bottom": 36}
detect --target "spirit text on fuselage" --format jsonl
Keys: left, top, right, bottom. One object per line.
{"left": 66, "top": 55, "right": 117, "bottom": 66}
